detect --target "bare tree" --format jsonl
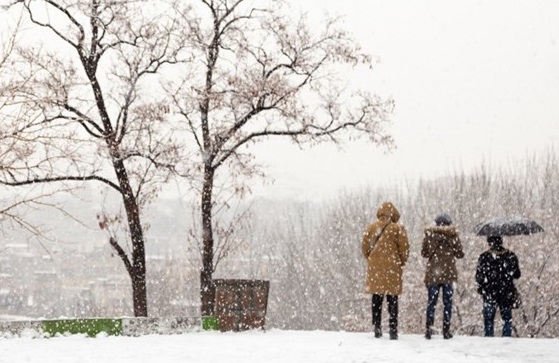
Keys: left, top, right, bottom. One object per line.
{"left": 167, "top": 0, "right": 394, "bottom": 316}
{"left": 0, "top": 0, "right": 186, "bottom": 316}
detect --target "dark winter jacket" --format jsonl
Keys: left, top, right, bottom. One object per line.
{"left": 421, "top": 226, "right": 464, "bottom": 285}
{"left": 475, "top": 246, "right": 521, "bottom": 306}
{"left": 362, "top": 202, "right": 409, "bottom": 295}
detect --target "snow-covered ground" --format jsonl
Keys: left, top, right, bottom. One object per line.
{"left": 1, "top": 330, "right": 557, "bottom": 363}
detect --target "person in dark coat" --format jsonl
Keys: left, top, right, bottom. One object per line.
{"left": 421, "top": 213, "right": 464, "bottom": 339}
{"left": 475, "top": 235, "right": 521, "bottom": 337}
{"left": 362, "top": 202, "right": 409, "bottom": 340}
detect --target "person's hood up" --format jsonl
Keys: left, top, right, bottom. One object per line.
{"left": 376, "top": 202, "right": 400, "bottom": 223}
{"left": 424, "top": 225, "right": 458, "bottom": 237}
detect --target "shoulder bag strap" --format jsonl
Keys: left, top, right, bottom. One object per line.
{"left": 369, "top": 222, "right": 390, "bottom": 256}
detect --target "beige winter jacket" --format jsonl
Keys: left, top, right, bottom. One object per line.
{"left": 362, "top": 202, "right": 409, "bottom": 295}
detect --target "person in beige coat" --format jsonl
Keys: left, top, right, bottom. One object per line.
{"left": 421, "top": 213, "right": 464, "bottom": 340}
{"left": 362, "top": 202, "right": 409, "bottom": 340}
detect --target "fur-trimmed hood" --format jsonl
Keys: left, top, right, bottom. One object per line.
{"left": 424, "top": 225, "right": 458, "bottom": 237}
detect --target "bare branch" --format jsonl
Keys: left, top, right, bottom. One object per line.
{"left": 109, "top": 236, "right": 133, "bottom": 275}
{"left": 21, "top": 0, "right": 85, "bottom": 54}
{"left": 0, "top": 174, "right": 122, "bottom": 192}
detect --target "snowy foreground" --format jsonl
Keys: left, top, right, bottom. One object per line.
{"left": 1, "top": 329, "right": 558, "bottom": 363}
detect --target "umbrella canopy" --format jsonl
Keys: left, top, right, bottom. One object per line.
{"left": 474, "top": 217, "right": 544, "bottom": 236}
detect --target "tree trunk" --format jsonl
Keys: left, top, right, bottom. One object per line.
{"left": 113, "top": 157, "right": 148, "bottom": 317}
{"left": 85, "top": 59, "right": 149, "bottom": 317}
{"left": 131, "top": 266, "right": 148, "bottom": 317}
{"left": 200, "top": 165, "right": 215, "bottom": 316}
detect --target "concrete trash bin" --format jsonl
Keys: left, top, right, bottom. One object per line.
{"left": 214, "top": 279, "right": 270, "bottom": 332}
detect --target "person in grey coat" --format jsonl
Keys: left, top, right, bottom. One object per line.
{"left": 421, "top": 213, "right": 464, "bottom": 339}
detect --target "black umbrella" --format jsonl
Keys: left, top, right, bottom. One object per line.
{"left": 474, "top": 217, "right": 544, "bottom": 236}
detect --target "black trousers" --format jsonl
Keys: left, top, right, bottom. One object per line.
{"left": 372, "top": 294, "right": 398, "bottom": 332}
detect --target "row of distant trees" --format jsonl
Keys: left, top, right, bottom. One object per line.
{"left": 235, "top": 148, "right": 558, "bottom": 337}
{"left": 0, "top": 0, "right": 393, "bottom": 316}
{"left": 2, "top": 147, "right": 557, "bottom": 338}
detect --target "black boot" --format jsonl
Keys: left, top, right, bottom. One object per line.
{"left": 425, "top": 320, "right": 433, "bottom": 339}
{"left": 374, "top": 325, "right": 382, "bottom": 338}
{"left": 389, "top": 328, "right": 398, "bottom": 340}
{"left": 443, "top": 322, "right": 453, "bottom": 339}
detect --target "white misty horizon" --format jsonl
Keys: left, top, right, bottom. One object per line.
{"left": 244, "top": 0, "right": 559, "bottom": 201}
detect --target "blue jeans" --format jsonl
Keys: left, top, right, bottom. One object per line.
{"left": 426, "top": 284, "right": 453, "bottom": 325}
{"left": 483, "top": 298, "right": 513, "bottom": 337}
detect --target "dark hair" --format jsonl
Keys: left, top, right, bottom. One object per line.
{"left": 487, "top": 235, "right": 503, "bottom": 248}
{"left": 435, "top": 213, "right": 452, "bottom": 226}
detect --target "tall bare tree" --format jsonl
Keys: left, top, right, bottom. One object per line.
{"left": 167, "top": 0, "right": 395, "bottom": 316}
{"left": 0, "top": 0, "right": 186, "bottom": 316}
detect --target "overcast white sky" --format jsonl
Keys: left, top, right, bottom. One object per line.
{"left": 250, "top": 0, "right": 559, "bottom": 200}
{"left": 2, "top": 1, "right": 557, "bottom": 202}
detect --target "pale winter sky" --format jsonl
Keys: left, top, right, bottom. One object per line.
{"left": 2, "top": 1, "right": 557, "bottom": 202}
{"left": 250, "top": 0, "right": 559, "bottom": 200}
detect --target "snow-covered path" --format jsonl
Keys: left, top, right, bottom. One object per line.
{"left": 1, "top": 329, "right": 557, "bottom": 363}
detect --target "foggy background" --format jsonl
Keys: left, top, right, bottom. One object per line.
{"left": 0, "top": 0, "right": 558, "bottom": 338}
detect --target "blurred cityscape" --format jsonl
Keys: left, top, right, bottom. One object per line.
{"left": 0, "top": 196, "right": 202, "bottom": 320}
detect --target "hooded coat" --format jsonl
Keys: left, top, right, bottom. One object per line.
{"left": 421, "top": 226, "right": 464, "bottom": 285}
{"left": 362, "top": 202, "right": 409, "bottom": 295}
{"left": 421, "top": 226, "right": 464, "bottom": 286}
